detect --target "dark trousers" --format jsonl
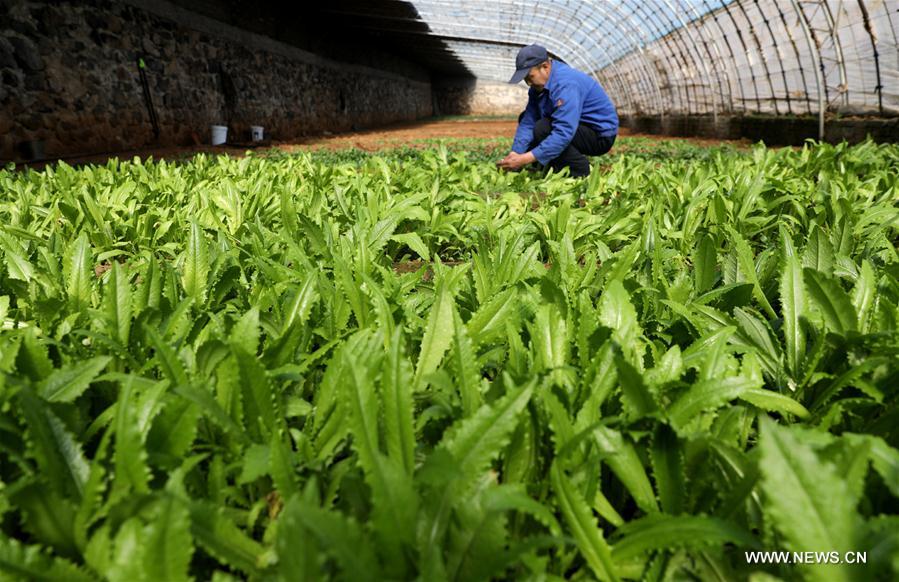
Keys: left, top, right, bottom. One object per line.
{"left": 522, "top": 114, "right": 616, "bottom": 177}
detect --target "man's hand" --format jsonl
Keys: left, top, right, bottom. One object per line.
{"left": 496, "top": 151, "right": 537, "bottom": 171}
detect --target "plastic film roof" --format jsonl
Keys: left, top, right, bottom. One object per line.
{"left": 406, "top": 0, "right": 899, "bottom": 117}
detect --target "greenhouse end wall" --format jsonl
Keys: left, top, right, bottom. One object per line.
{"left": 0, "top": 0, "right": 433, "bottom": 162}
{"left": 434, "top": 80, "right": 527, "bottom": 116}
{"left": 621, "top": 114, "right": 899, "bottom": 146}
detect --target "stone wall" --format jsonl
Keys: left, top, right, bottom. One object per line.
{"left": 434, "top": 79, "right": 527, "bottom": 116}
{"left": 0, "top": 0, "right": 433, "bottom": 162}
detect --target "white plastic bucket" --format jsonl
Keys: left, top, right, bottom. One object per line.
{"left": 250, "top": 125, "right": 264, "bottom": 141}
{"left": 211, "top": 125, "right": 228, "bottom": 145}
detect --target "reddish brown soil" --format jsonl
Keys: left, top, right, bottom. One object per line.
{"left": 14, "top": 117, "right": 748, "bottom": 169}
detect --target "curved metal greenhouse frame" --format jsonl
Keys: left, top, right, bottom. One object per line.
{"left": 405, "top": 0, "right": 899, "bottom": 138}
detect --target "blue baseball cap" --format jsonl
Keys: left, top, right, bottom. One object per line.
{"left": 508, "top": 44, "right": 549, "bottom": 84}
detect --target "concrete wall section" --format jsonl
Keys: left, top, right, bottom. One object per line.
{"left": 0, "top": 0, "right": 433, "bottom": 162}
{"left": 434, "top": 79, "right": 527, "bottom": 116}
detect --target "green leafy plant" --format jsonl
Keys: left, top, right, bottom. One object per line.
{"left": 0, "top": 138, "right": 897, "bottom": 580}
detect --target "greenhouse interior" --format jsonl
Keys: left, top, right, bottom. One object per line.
{"left": 1, "top": 0, "right": 898, "bottom": 580}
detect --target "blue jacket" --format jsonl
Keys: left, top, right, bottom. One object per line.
{"left": 512, "top": 61, "right": 618, "bottom": 165}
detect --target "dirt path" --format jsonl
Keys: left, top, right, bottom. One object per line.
{"left": 13, "top": 116, "right": 747, "bottom": 169}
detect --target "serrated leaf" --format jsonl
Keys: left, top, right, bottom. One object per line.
{"left": 466, "top": 288, "right": 518, "bottom": 346}
{"left": 693, "top": 233, "right": 717, "bottom": 294}
{"left": 381, "top": 327, "right": 416, "bottom": 474}
{"left": 189, "top": 502, "right": 264, "bottom": 577}
{"left": 143, "top": 495, "right": 193, "bottom": 582}
{"left": 64, "top": 233, "right": 92, "bottom": 310}
{"left": 342, "top": 331, "right": 417, "bottom": 550}
{"left": 19, "top": 389, "right": 89, "bottom": 500}
{"left": 270, "top": 428, "right": 299, "bottom": 499}
{"left": 668, "top": 376, "right": 761, "bottom": 431}
{"left": 3, "top": 245, "right": 35, "bottom": 282}
{"left": 852, "top": 260, "right": 877, "bottom": 333}
{"left": 450, "top": 308, "right": 483, "bottom": 416}
{"left": 281, "top": 496, "right": 381, "bottom": 581}
{"left": 726, "top": 226, "right": 776, "bottom": 318}
{"left": 594, "top": 426, "right": 658, "bottom": 513}
{"left": 803, "top": 268, "right": 857, "bottom": 335}
{"left": 650, "top": 424, "right": 684, "bottom": 515}
{"left": 442, "top": 376, "right": 535, "bottom": 496}
{"left": 599, "top": 280, "right": 642, "bottom": 364}
{"left": 780, "top": 237, "right": 805, "bottom": 379}
{"left": 0, "top": 536, "right": 93, "bottom": 582}
{"left": 615, "top": 356, "right": 658, "bottom": 418}
{"left": 103, "top": 261, "right": 132, "bottom": 346}
{"left": 234, "top": 345, "right": 277, "bottom": 441}
{"left": 181, "top": 222, "right": 209, "bottom": 303}
{"left": 114, "top": 377, "right": 150, "bottom": 494}
{"left": 738, "top": 388, "right": 809, "bottom": 418}
{"left": 550, "top": 462, "right": 619, "bottom": 582}
{"left": 803, "top": 225, "right": 834, "bottom": 276}
{"left": 758, "top": 418, "right": 856, "bottom": 582}
{"left": 392, "top": 232, "right": 430, "bottom": 262}
{"left": 414, "top": 274, "right": 455, "bottom": 387}
{"left": 611, "top": 514, "right": 758, "bottom": 561}
{"left": 276, "top": 493, "right": 321, "bottom": 582}
{"left": 230, "top": 308, "right": 260, "bottom": 356}
{"left": 39, "top": 356, "right": 112, "bottom": 403}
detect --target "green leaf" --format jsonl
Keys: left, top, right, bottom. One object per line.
{"left": 529, "top": 304, "right": 570, "bottom": 386}
{"left": 414, "top": 274, "right": 456, "bottom": 387}
{"left": 466, "top": 288, "right": 518, "bottom": 346}
{"left": 615, "top": 356, "right": 658, "bottom": 418}
{"left": 392, "top": 232, "right": 430, "bottom": 261}
{"left": 738, "top": 388, "right": 809, "bottom": 418}
{"left": 650, "top": 424, "right": 685, "bottom": 515}
{"left": 10, "top": 484, "right": 78, "bottom": 556}
{"left": 103, "top": 261, "right": 132, "bottom": 346}
{"left": 611, "top": 514, "right": 758, "bottom": 561}
{"left": 668, "top": 376, "right": 762, "bottom": 432}
{"left": 442, "top": 375, "right": 535, "bottom": 496}
{"left": 19, "top": 389, "right": 89, "bottom": 500}
{"left": 114, "top": 377, "right": 150, "bottom": 494}
{"left": 852, "top": 260, "right": 877, "bottom": 333}
{"left": 599, "top": 279, "right": 642, "bottom": 364}
{"left": 550, "top": 462, "right": 620, "bottom": 582}
{"left": 143, "top": 495, "right": 193, "bottom": 582}
{"left": 3, "top": 244, "right": 35, "bottom": 282}
{"left": 234, "top": 345, "right": 277, "bottom": 441}
{"left": 758, "top": 418, "right": 856, "bottom": 582}
{"left": 270, "top": 428, "right": 299, "bottom": 499}
{"left": 803, "top": 225, "right": 834, "bottom": 276}
{"left": 0, "top": 536, "right": 93, "bottom": 582}
{"left": 189, "top": 501, "right": 264, "bottom": 577}
{"left": 181, "top": 222, "right": 209, "bottom": 303}
{"left": 280, "top": 496, "right": 382, "bottom": 581}
{"left": 39, "top": 356, "right": 112, "bottom": 403}
{"left": 481, "top": 484, "right": 561, "bottom": 536}
{"left": 381, "top": 327, "right": 416, "bottom": 474}
{"left": 230, "top": 307, "right": 260, "bottom": 356}
{"left": 726, "top": 226, "right": 776, "bottom": 318}
{"left": 693, "top": 233, "right": 717, "bottom": 294}
{"left": 803, "top": 268, "right": 857, "bottom": 335}
{"left": 780, "top": 236, "right": 805, "bottom": 379}
{"left": 64, "top": 232, "right": 92, "bottom": 310}
{"left": 593, "top": 426, "right": 658, "bottom": 513}
{"left": 450, "top": 309, "right": 482, "bottom": 416}
{"left": 341, "top": 332, "right": 417, "bottom": 549}
{"left": 276, "top": 493, "right": 321, "bottom": 582}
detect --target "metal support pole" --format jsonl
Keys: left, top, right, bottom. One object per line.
{"left": 789, "top": 0, "right": 825, "bottom": 140}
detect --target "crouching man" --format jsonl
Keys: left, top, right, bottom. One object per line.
{"left": 497, "top": 44, "right": 618, "bottom": 178}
